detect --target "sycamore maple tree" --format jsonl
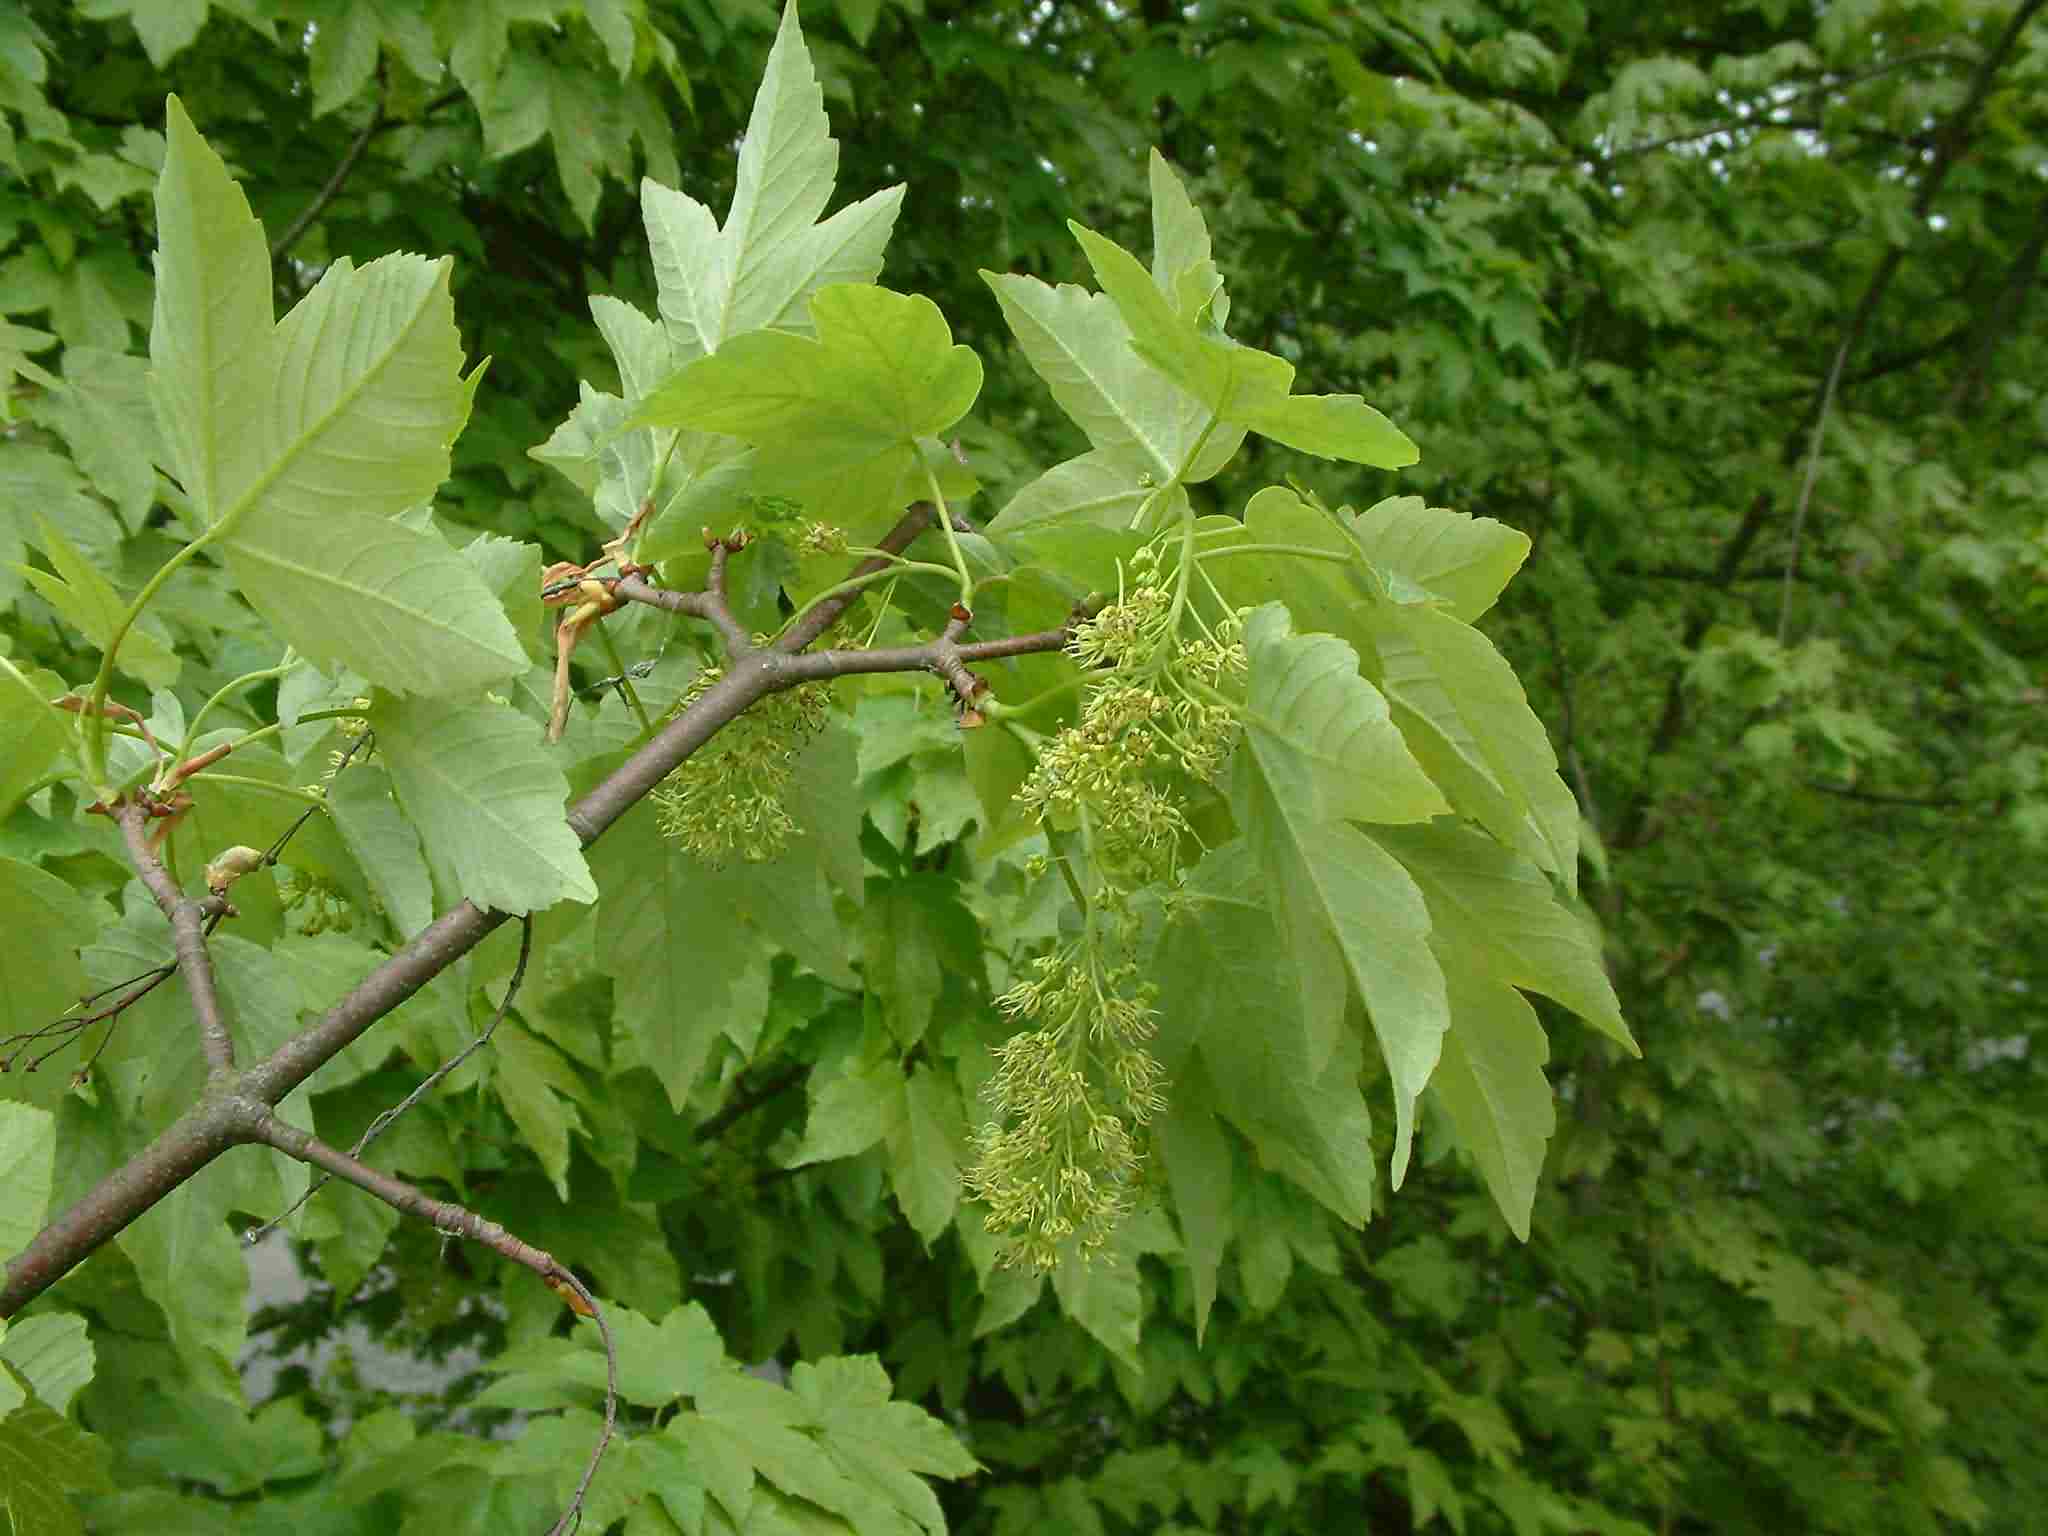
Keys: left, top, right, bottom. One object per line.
{"left": 0, "top": 6, "right": 1632, "bottom": 1531}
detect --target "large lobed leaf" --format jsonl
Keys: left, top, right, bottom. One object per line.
{"left": 149, "top": 99, "right": 523, "bottom": 698}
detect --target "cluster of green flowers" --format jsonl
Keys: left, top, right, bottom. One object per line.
{"left": 969, "top": 539, "right": 1249, "bottom": 1267}
{"left": 963, "top": 945, "right": 1165, "bottom": 1271}
{"left": 796, "top": 521, "right": 849, "bottom": 556}
{"left": 1015, "top": 549, "right": 1248, "bottom": 884}
{"left": 652, "top": 664, "right": 830, "bottom": 862}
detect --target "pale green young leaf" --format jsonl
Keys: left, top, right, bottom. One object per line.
{"left": 1199, "top": 491, "right": 1373, "bottom": 645}
{"left": 1369, "top": 821, "right": 1635, "bottom": 1052}
{"left": 0, "top": 1313, "right": 94, "bottom": 1415}
{"left": 1154, "top": 844, "right": 1376, "bottom": 1226}
{"left": 1351, "top": 495, "right": 1531, "bottom": 623}
{"left": 1237, "top": 391, "right": 1420, "bottom": 470}
{"left": 632, "top": 286, "right": 977, "bottom": 539}
{"left": 1068, "top": 220, "right": 1273, "bottom": 413}
{"left": 590, "top": 293, "right": 675, "bottom": 400}
{"left": 0, "top": 853, "right": 95, "bottom": 1046}
{"left": 982, "top": 271, "right": 1240, "bottom": 484}
{"left": 788, "top": 1356, "right": 979, "bottom": 1534}
{"left": 258, "top": 255, "right": 473, "bottom": 526}
{"left": 1148, "top": 150, "right": 1226, "bottom": 327}
{"left": 150, "top": 95, "right": 271, "bottom": 526}
{"left": 685, "top": 1371, "right": 897, "bottom": 1531}
{"left": 887, "top": 1066, "right": 966, "bottom": 1244}
{"left": 1427, "top": 958, "right": 1556, "bottom": 1241}
{"left": 1369, "top": 604, "right": 1580, "bottom": 889}
{"left": 0, "top": 658, "right": 70, "bottom": 818}
{"left": 1239, "top": 758, "right": 1449, "bottom": 1185}
{"left": 367, "top": 692, "right": 596, "bottom": 915}
{"left": 642, "top": 3, "right": 903, "bottom": 361}
{"left": 1070, "top": 219, "right": 1419, "bottom": 469}
{"left": 1242, "top": 603, "right": 1448, "bottom": 826}
{"left": 21, "top": 517, "right": 180, "bottom": 687}
{"left": 592, "top": 802, "right": 771, "bottom": 1112}
{"left": 986, "top": 449, "right": 1156, "bottom": 539}
{"left": 0, "top": 1102, "right": 54, "bottom": 1256}
{"left": 0, "top": 1400, "right": 112, "bottom": 1536}
{"left": 633, "top": 284, "right": 980, "bottom": 468}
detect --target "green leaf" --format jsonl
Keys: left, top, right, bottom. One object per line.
{"left": 981, "top": 272, "right": 1239, "bottom": 485}
{"left": 0, "top": 1313, "right": 94, "bottom": 1415}
{"left": 592, "top": 802, "right": 771, "bottom": 1112}
{"left": 787, "top": 1355, "right": 980, "bottom": 1533}
{"left": 1155, "top": 1083, "right": 1233, "bottom": 1340}
{"left": 887, "top": 1066, "right": 966, "bottom": 1244}
{"left": 790, "top": 1061, "right": 899, "bottom": 1167}
{"left": 19, "top": 517, "right": 180, "bottom": 688}
{"left": 1241, "top": 603, "right": 1448, "bottom": 826}
{"left": 682, "top": 1370, "right": 895, "bottom": 1531}
{"left": 632, "top": 284, "right": 981, "bottom": 530}
{"left": 1068, "top": 221, "right": 1417, "bottom": 469}
{"left": 0, "top": 1399, "right": 112, "bottom": 1536}
{"left": 1350, "top": 495, "right": 1531, "bottom": 623}
{"left": 0, "top": 659, "right": 70, "bottom": 820}
{"left": 34, "top": 346, "right": 159, "bottom": 532}
{"left": 0, "top": 1102, "right": 54, "bottom": 1256}
{"left": 114, "top": 1159, "right": 249, "bottom": 1397}
{"left": 76, "top": 0, "right": 211, "bottom": 66}
{"left": 489, "top": 1021, "right": 587, "bottom": 1202}
{"left": 149, "top": 96, "right": 272, "bottom": 529}
{"left": 860, "top": 874, "right": 975, "bottom": 1048}
{"left": 367, "top": 692, "right": 597, "bottom": 915}
{"left": 611, "top": 1303, "right": 727, "bottom": 1409}
{"left": 642, "top": 2, "right": 902, "bottom": 361}
{"left": 1368, "top": 821, "right": 1635, "bottom": 1053}
{"left": 326, "top": 763, "right": 437, "bottom": 941}
{"left": 122, "top": 1391, "right": 326, "bottom": 1496}
{"left": 1155, "top": 845, "right": 1376, "bottom": 1226}
{"left": 1427, "top": 959, "right": 1556, "bottom": 1240}
{"left": 1369, "top": 603, "right": 1580, "bottom": 889}
{"left": 0, "top": 853, "right": 95, "bottom": 1047}
{"left": 1238, "top": 742, "right": 1448, "bottom": 1185}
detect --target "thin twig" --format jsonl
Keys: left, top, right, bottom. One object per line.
{"left": 777, "top": 503, "right": 937, "bottom": 653}
{"left": 251, "top": 1110, "right": 619, "bottom": 1536}
{"left": 545, "top": 1268, "right": 619, "bottom": 1536}
{"left": 271, "top": 98, "right": 384, "bottom": 264}
{"left": 115, "top": 800, "right": 235, "bottom": 1075}
{"left": 247, "top": 915, "right": 535, "bottom": 1244}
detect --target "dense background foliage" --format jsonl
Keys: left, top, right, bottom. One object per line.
{"left": 3, "top": 0, "right": 2045, "bottom": 1531}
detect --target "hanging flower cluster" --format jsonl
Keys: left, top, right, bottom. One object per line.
{"left": 967, "top": 538, "right": 1249, "bottom": 1268}
{"left": 652, "top": 663, "right": 830, "bottom": 863}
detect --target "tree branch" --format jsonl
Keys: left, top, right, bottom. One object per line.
{"left": 778, "top": 503, "right": 939, "bottom": 653}
{"left": 250, "top": 1109, "right": 621, "bottom": 1536}
{"left": 3, "top": 528, "right": 1080, "bottom": 1315}
{"left": 271, "top": 95, "right": 384, "bottom": 265}
{"left": 116, "top": 799, "right": 235, "bottom": 1076}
